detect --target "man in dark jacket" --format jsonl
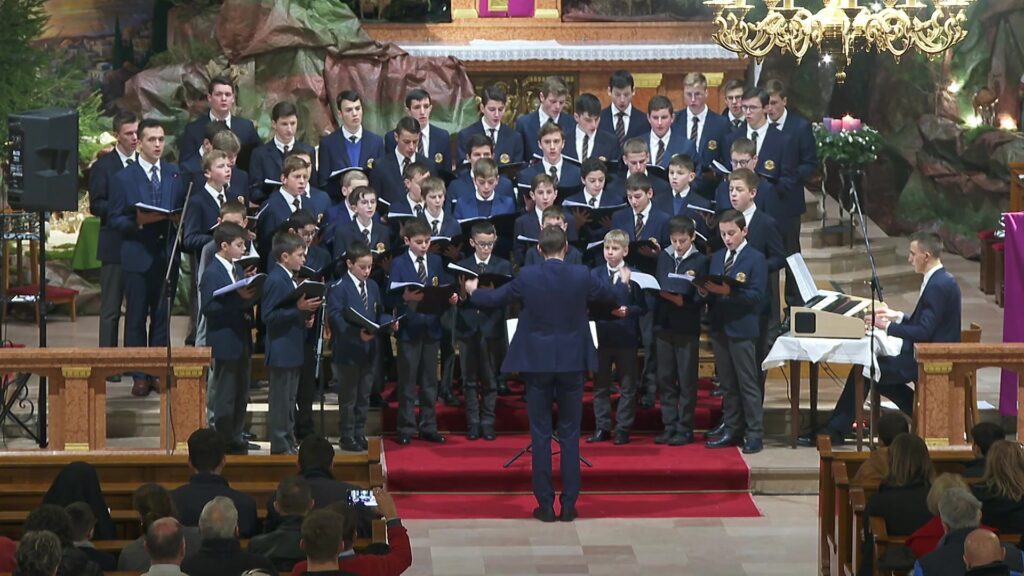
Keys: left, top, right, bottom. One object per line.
{"left": 914, "top": 489, "right": 1024, "bottom": 576}
{"left": 181, "top": 497, "right": 278, "bottom": 576}
{"left": 172, "top": 428, "right": 258, "bottom": 537}
{"left": 250, "top": 476, "right": 312, "bottom": 572}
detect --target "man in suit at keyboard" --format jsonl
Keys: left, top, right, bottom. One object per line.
{"left": 798, "top": 232, "right": 962, "bottom": 446}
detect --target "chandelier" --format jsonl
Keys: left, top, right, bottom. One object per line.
{"left": 704, "top": 0, "right": 974, "bottom": 83}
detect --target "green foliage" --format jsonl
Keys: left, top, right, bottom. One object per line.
{"left": 78, "top": 92, "right": 110, "bottom": 173}
{"left": 963, "top": 125, "right": 998, "bottom": 146}
{"left": 0, "top": 0, "right": 50, "bottom": 143}
{"left": 814, "top": 124, "right": 884, "bottom": 168}
{"left": 147, "top": 37, "right": 221, "bottom": 67}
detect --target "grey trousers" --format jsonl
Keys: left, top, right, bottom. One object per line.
{"left": 209, "top": 353, "right": 251, "bottom": 446}
{"left": 457, "top": 335, "right": 500, "bottom": 431}
{"left": 710, "top": 331, "right": 763, "bottom": 441}
{"left": 655, "top": 332, "right": 700, "bottom": 434}
{"left": 267, "top": 367, "right": 300, "bottom": 453}
{"left": 593, "top": 346, "right": 638, "bottom": 433}
{"left": 396, "top": 337, "right": 440, "bottom": 436}
{"left": 335, "top": 361, "right": 374, "bottom": 440}
{"left": 98, "top": 262, "right": 124, "bottom": 348}
{"left": 638, "top": 308, "right": 658, "bottom": 396}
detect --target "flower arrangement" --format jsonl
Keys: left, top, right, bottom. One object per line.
{"left": 814, "top": 115, "right": 883, "bottom": 168}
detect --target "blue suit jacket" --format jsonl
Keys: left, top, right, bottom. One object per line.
{"left": 183, "top": 188, "right": 232, "bottom": 256}
{"left": 109, "top": 161, "right": 187, "bottom": 273}
{"left": 261, "top": 264, "right": 308, "bottom": 368}
{"left": 302, "top": 187, "right": 331, "bottom": 222}
{"left": 368, "top": 152, "right": 436, "bottom": 207}
{"left": 386, "top": 252, "right": 450, "bottom": 342}
{"left": 255, "top": 191, "right": 298, "bottom": 270}
{"left": 726, "top": 124, "right": 803, "bottom": 218}
{"left": 515, "top": 111, "right": 577, "bottom": 160}
{"left": 199, "top": 257, "right": 252, "bottom": 360}
{"left": 248, "top": 140, "right": 317, "bottom": 204}
{"left": 883, "top": 268, "right": 962, "bottom": 384}
{"left": 385, "top": 124, "right": 452, "bottom": 175}
{"left": 589, "top": 266, "right": 643, "bottom": 349}
{"left": 611, "top": 206, "right": 670, "bottom": 245}
{"left": 317, "top": 128, "right": 384, "bottom": 190}
{"left": 778, "top": 112, "right": 818, "bottom": 189}
{"left": 674, "top": 109, "right": 731, "bottom": 197}
{"left": 654, "top": 248, "right": 708, "bottom": 336}
{"left": 599, "top": 106, "right": 650, "bottom": 142}
{"left": 179, "top": 114, "right": 261, "bottom": 171}
{"left": 515, "top": 160, "right": 582, "bottom": 197}
{"left": 454, "top": 256, "right": 513, "bottom": 339}
{"left": 448, "top": 174, "right": 516, "bottom": 209}
{"left": 332, "top": 219, "right": 389, "bottom": 261}
{"left": 564, "top": 129, "right": 621, "bottom": 165}
{"left": 714, "top": 177, "right": 782, "bottom": 219}
{"left": 88, "top": 150, "right": 130, "bottom": 264}
{"left": 642, "top": 130, "right": 698, "bottom": 169}
{"left": 456, "top": 122, "right": 525, "bottom": 165}
{"left": 326, "top": 273, "right": 385, "bottom": 363}
{"left": 512, "top": 209, "right": 579, "bottom": 266}
{"left": 607, "top": 171, "right": 672, "bottom": 207}
{"left": 470, "top": 258, "right": 617, "bottom": 372}
{"left": 453, "top": 194, "right": 516, "bottom": 220}
{"left": 744, "top": 209, "right": 787, "bottom": 275}
{"left": 651, "top": 190, "right": 714, "bottom": 243}
{"left": 706, "top": 245, "right": 767, "bottom": 339}
{"left": 423, "top": 211, "right": 462, "bottom": 240}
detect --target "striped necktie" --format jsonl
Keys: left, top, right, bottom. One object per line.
{"left": 359, "top": 280, "right": 368, "bottom": 310}
{"left": 724, "top": 249, "right": 736, "bottom": 276}
{"left": 416, "top": 256, "right": 427, "bottom": 283}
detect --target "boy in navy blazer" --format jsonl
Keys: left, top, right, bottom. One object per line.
{"left": 607, "top": 138, "right": 672, "bottom": 202}
{"left": 566, "top": 93, "right": 620, "bottom": 166}
{"left": 108, "top": 118, "right": 187, "bottom": 397}
{"left": 654, "top": 216, "right": 709, "bottom": 446}
{"left": 387, "top": 219, "right": 459, "bottom": 445}
{"left": 800, "top": 232, "right": 962, "bottom": 446}
{"left": 523, "top": 207, "right": 585, "bottom": 267}
{"left": 327, "top": 240, "right": 389, "bottom": 452}
{"left": 421, "top": 177, "right": 461, "bottom": 241}
{"left": 565, "top": 158, "right": 624, "bottom": 245}
{"left": 642, "top": 95, "right": 697, "bottom": 169}
{"left": 722, "top": 79, "right": 746, "bottom": 131}
{"left": 464, "top": 225, "right": 621, "bottom": 522}
{"left": 317, "top": 90, "right": 384, "bottom": 194}
{"left": 199, "top": 222, "right": 257, "bottom": 454}
{"left": 662, "top": 154, "right": 713, "bottom": 243}
{"left": 453, "top": 158, "right": 516, "bottom": 220}
{"left": 371, "top": 117, "right": 436, "bottom": 207}
{"left": 515, "top": 122, "right": 582, "bottom": 199}
{"left": 385, "top": 89, "right": 452, "bottom": 176}
{"left": 333, "top": 186, "right": 390, "bottom": 265}
{"left": 454, "top": 222, "right": 512, "bottom": 441}
{"left": 513, "top": 174, "right": 579, "bottom": 266}
{"left": 674, "top": 72, "right": 731, "bottom": 198}
{"left": 587, "top": 229, "right": 644, "bottom": 446}
{"left": 448, "top": 134, "right": 516, "bottom": 208}
{"left": 262, "top": 231, "right": 322, "bottom": 454}
{"left": 714, "top": 138, "right": 782, "bottom": 218}
{"left": 515, "top": 76, "right": 577, "bottom": 160}
{"left": 179, "top": 76, "right": 260, "bottom": 171}
{"left": 457, "top": 84, "right": 524, "bottom": 166}
{"left": 257, "top": 155, "right": 313, "bottom": 272}
{"left": 286, "top": 148, "right": 331, "bottom": 222}
{"left": 702, "top": 209, "right": 768, "bottom": 454}
{"left": 249, "top": 101, "right": 317, "bottom": 204}
{"left": 88, "top": 111, "right": 137, "bottom": 359}
{"left": 600, "top": 70, "right": 651, "bottom": 145}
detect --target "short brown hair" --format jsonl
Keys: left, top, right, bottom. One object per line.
{"left": 538, "top": 121, "right": 564, "bottom": 141}
{"left": 729, "top": 167, "right": 759, "bottom": 190}
{"left": 472, "top": 157, "right": 498, "bottom": 179}
{"left": 540, "top": 76, "right": 569, "bottom": 97}
{"left": 668, "top": 154, "right": 695, "bottom": 173}
{"left": 910, "top": 231, "right": 943, "bottom": 259}
{"left": 420, "top": 176, "right": 446, "bottom": 199}
{"left": 765, "top": 78, "right": 787, "bottom": 99}
{"left": 718, "top": 209, "right": 747, "bottom": 230}
{"left": 211, "top": 130, "right": 241, "bottom": 155}
{"left": 202, "top": 149, "right": 231, "bottom": 173}
{"left": 282, "top": 155, "right": 310, "bottom": 178}
{"left": 621, "top": 138, "right": 648, "bottom": 156}
{"left": 730, "top": 137, "right": 756, "bottom": 158}
{"left": 683, "top": 72, "right": 708, "bottom": 89}
{"left": 539, "top": 225, "right": 567, "bottom": 256}
{"left": 301, "top": 509, "right": 344, "bottom": 562}
{"left": 647, "top": 95, "right": 673, "bottom": 115}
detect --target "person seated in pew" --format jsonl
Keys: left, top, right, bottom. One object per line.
{"left": 292, "top": 509, "right": 359, "bottom": 576}
{"left": 914, "top": 490, "right": 1024, "bottom": 576}
{"left": 171, "top": 428, "right": 259, "bottom": 538}
{"left": 972, "top": 441, "right": 1024, "bottom": 535}
{"left": 141, "top": 517, "right": 189, "bottom": 576}
{"left": 853, "top": 412, "right": 911, "bottom": 484}
{"left": 965, "top": 423, "right": 1008, "bottom": 479}
{"left": 966, "top": 529, "right": 1024, "bottom": 576}
{"left": 22, "top": 504, "right": 102, "bottom": 576}
{"left": 250, "top": 476, "right": 313, "bottom": 572}
{"left": 799, "top": 232, "right": 963, "bottom": 446}
{"left": 120, "top": 483, "right": 203, "bottom": 572}
{"left": 908, "top": 473, "right": 1000, "bottom": 560}
{"left": 14, "top": 530, "right": 62, "bottom": 576}
{"left": 65, "top": 502, "right": 116, "bottom": 571}
{"left": 181, "top": 497, "right": 279, "bottom": 576}
{"left": 42, "top": 461, "right": 116, "bottom": 540}
{"left": 861, "top": 433, "right": 935, "bottom": 576}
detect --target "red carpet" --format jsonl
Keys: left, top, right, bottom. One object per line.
{"left": 393, "top": 492, "right": 761, "bottom": 519}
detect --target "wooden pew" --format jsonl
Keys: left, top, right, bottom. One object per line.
{"left": 869, "top": 516, "right": 1021, "bottom": 576}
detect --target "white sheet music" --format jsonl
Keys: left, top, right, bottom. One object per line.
{"left": 506, "top": 318, "right": 598, "bottom": 348}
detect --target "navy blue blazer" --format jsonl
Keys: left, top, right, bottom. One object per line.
{"left": 777, "top": 112, "right": 819, "bottom": 188}
{"left": 261, "top": 263, "right": 308, "bottom": 368}
{"left": 564, "top": 129, "right": 621, "bottom": 164}
{"left": 454, "top": 255, "right": 512, "bottom": 339}
{"left": 453, "top": 194, "right": 516, "bottom": 220}
{"left": 326, "top": 273, "right": 385, "bottom": 363}
{"left": 368, "top": 152, "right": 436, "bottom": 207}
{"left": 651, "top": 190, "right": 714, "bottom": 243}
{"left": 882, "top": 268, "right": 962, "bottom": 384}
{"left": 456, "top": 121, "right": 525, "bottom": 165}
{"left": 88, "top": 150, "right": 130, "bottom": 264}
{"left": 515, "top": 160, "right": 582, "bottom": 195}
{"left": 423, "top": 210, "right": 462, "bottom": 240}
{"left": 109, "top": 161, "right": 187, "bottom": 274}
{"left": 725, "top": 124, "right": 802, "bottom": 219}
{"left": 512, "top": 210, "right": 579, "bottom": 266}
{"left": 316, "top": 128, "right": 384, "bottom": 190}
{"left": 642, "top": 130, "right": 698, "bottom": 169}
{"left": 744, "top": 209, "right": 787, "bottom": 276}
{"left": 564, "top": 190, "right": 626, "bottom": 242}
{"left": 470, "top": 258, "right": 617, "bottom": 373}
{"left": 255, "top": 191, "right": 299, "bottom": 270}
{"left": 515, "top": 111, "right": 577, "bottom": 160}
{"left": 179, "top": 114, "right": 261, "bottom": 171}
{"left": 448, "top": 174, "right": 516, "bottom": 209}
{"left": 714, "top": 176, "right": 782, "bottom": 219}
{"left": 706, "top": 244, "right": 767, "bottom": 339}
{"left": 248, "top": 139, "right": 317, "bottom": 204}
{"left": 332, "top": 219, "right": 389, "bottom": 261}
{"left": 386, "top": 252, "right": 450, "bottom": 342}
{"left": 606, "top": 171, "right": 672, "bottom": 206}
{"left": 181, "top": 164, "right": 250, "bottom": 209}
{"left": 302, "top": 186, "right": 331, "bottom": 222}
{"left": 674, "top": 109, "right": 731, "bottom": 196}
{"left": 183, "top": 188, "right": 229, "bottom": 256}
{"left": 599, "top": 106, "right": 650, "bottom": 142}
{"left": 654, "top": 248, "right": 708, "bottom": 336}
{"left": 385, "top": 124, "right": 452, "bottom": 174}
{"left": 590, "top": 266, "right": 643, "bottom": 349}
{"left": 524, "top": 244, "right": 583, "bottom": 267}
{"left": 199, "top": 257, "right": 252, "bottom": 360}
{"left": 611, "top": 206, "right": 670, "bottom": 245}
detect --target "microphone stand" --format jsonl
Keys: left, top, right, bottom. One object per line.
{"left": 847, "top": 167, "right": 883, "bottom": 450}
{"left": 162, "top": 179, "right": 194, "bottom": 456}
{"left": 314, "top": 299, "right": 328, "bottom": 436}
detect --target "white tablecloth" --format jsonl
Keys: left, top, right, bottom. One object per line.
{"left": 762, "top": 330, "right": 904, "bottom": 378}
{"left": 398, "top": 40, "right": 738, "bottom": 62}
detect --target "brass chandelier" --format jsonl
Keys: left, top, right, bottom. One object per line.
{"left": 704, "top": 0, "right": 974, "bottom": 83}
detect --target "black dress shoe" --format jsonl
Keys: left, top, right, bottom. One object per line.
{"left": 613, "top": 431, "right": 630, "bottom": 445}
{"left": 797, "top": 429, "right": 845, "bottom": 448}
{"left": 482, "top": 430, "right": 496, "bottom": 441}
{"left": 705, "top": 422, "right": 727, "bottom": 438}
{"left": 586, "top": 429, "right": 611, "bottom": 443}
{"left": 532, "top": 506, "right": 557, "bottom": 523}
{"left": 705, "top": 433, "right": 742, "bottom": 449}
{"left": 369, "top": 393, "right": 384, "bottom": 408}
{"left": 339, "top": 437, "right": 362, "bottom": 452}
{"left": 710, "top": 387, "right": 725, "bottom": 398}
{"left": 420, "top": 431, "right": 447, "bottom": 444}
{"left": 668, "top": 431, "right": 694, "bottom": 446}
{"left": 396, "top": 435, "right": 412, "bottom": 445}
{"left": 654, "top": 431, "right": 675, "bottom": 444}
{"left": 357, "top": 436, "right": 369, "bottom": 450}
{"left": 638, "top": 393, "right": 655, "bottom": 409}
{"left": 242, "top": 431, "right": 256, "bottom": 441}
{"left": 742, "top": 438, "right": 763, "bottom": 454}
{"left": 559, "top": 507, "right": 578, "bottom": 522}
{"left": 497, "top": 382, "right": 512, "bottom": 396}
{"left": 226, "top": 442, "right": 248, "bottom": 455}
{"left": 467, "top": 428, "right": 480, "bottom": 441}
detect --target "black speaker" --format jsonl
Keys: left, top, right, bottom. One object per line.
{"left": 7, "top": 107, "right": 79, "bottom": 212}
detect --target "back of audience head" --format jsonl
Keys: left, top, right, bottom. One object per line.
{"left": 133, "top": 483, "right": 178, "bottom": 531}
{"left": 301, "top": 509, "right": 345, "bottom": 563}
{"left": 187, "top": 428, "right": 227, "bottom": 474}
{"left": 938, "top": 486, "right": 982, "bottom": 532}
{"left": 325, "top": 502, "right": 360, "bottom": 550}
{"left": 298, "top": 435, "right": 335, "bottom": 473}
{"left": 275, "top": 475, "right": 314, "bottom": 517}
{"left": 963, "top": 528, "right": 1004, "bottom": 569}
{"left": 23, "top": 505, "right": 72, "bottom": 548}
{"left": 145, "top": 517, "right": 185, "bottom": 565}
{"left": 199, "top": 496, "right": 238, "bottom": 539}
{"left": 982, "top": 440, "right": 1024, "bottom": 501}
{"left": 64, "top": 502, "right": 96, "bottom": 543}
{"left": 14, "top": 531, "right": 62, "bottom": 576}
{"left": 928, "top": 473, "right": 969, "bottom": 517}
{"left": 877, "top": 412, "right": 910, "bottom": 448}
{"left": 971, "top": 422, "right": 1006, "bottom": 458}
{"left": 886, "top": 433, "right": 935, "bottom": 487}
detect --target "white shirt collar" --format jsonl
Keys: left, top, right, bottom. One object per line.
{"left": 686, "top": 107, "right": 708, "bottom": 150}
{"left": 406, "top": 194, "right": 424, "bottom": 212}
{"left": 426, "top": 209, "right": 444, "bottom": 229}
{"left": 205, "top": 183, "right": 225, "bottom": 203}
{"left": 673, "top": 185, "right": 690, "bottom": 199}
{"left": 673, "top": 244, "right": 698, "bottom": 262}
{"left": 214, "top": 253, "right": 236, "bottom": 279}
{"left": 480, "top": 118, "right": 501, "bottom": 133}
{"left": 728, "top": 110, "right": 744, "bottom": 123}
{"left": 476, "top": 256, "right": 491, "bottom": 267}
{"left": 538, "top": 109, "right": 559, "bottom": 127}
{"left": 748, "top": 123, "right": 768, "bottom": 154}
{"left": 534, "top": 206, "right": 549, "bottom": 225}
{"left": 741, "top": 203, "right": 757, "bottom": 224}
{"left": 607, "top": 262, "right": 624, "bottom": 274}
{"left": 395, "top": 147, "right": 414, "bottom": 169}
{"left": 920, "top": 264, "right": 943, "bottom": 297}
{"left": 584, "top": 189, "right": 603, "bottom": 205}
{"left": 348, "top": 270, "right": 365, "bottom": 288}
{"left": 273, "top": 136, "right": 294, "bottom": 154}
{"left": 574, "top": 126, "right": 594, "bottom": 159}
{"left": 279, "top": 188, "right": 302, "bottom": 212}
{"left": 137, "top": 157, "right": 159, "bottom": 176}
{"left": 613, "top": 104, "right": 632, "bottom": 133}
{"left": 634, "top": 201, "right": 652, "bottom": 221}
{"left": 408, "top": 249, "right": 427, "bottom": 269}
{"left": 356, "top": 218, "right": 373, "bottom": 234}
{"left": 116, "top": 147, "right": 135, "bottom": 168}
{"left": 210, "top": 111, "right": 232, "bottom": 128}
{"left": 419, "top": 125, "right": 430, "bottom": 151}
{"left": 650, "top": 129, "right": 672, "bottom": 155}
{"left": 277, "top": 262, "right": 296, "bottom": 284}
{"left": 346, "top": 204, "right": 357, "bottom": 220}
{"left": 773, "top": 109, "right": 789, "bottom": 130}
{"left": 475, "top": 188, "right": 496, "bottom": 202}
{"left": 342, "top": 125, "right": 363, "bottom": 142}
{"left": 542, "top": 157, "right": 564, "bottom": 176}
{"left": 729, "top": 239, "right": 748, "bottom": 259}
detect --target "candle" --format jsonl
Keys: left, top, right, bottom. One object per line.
{"left": 841, "top": 114, "right": 855, "bottom": 131}
{"left": 824, "top": 116, "right": 833, "bottom": 128}
{"left": 830, "top": 118, "right": 844, "bottom": 133}
{"left": 850, "top": 118, "right": 862, "bottom": 131}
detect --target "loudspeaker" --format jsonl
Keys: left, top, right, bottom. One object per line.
{"left": 7, "top": 107, "right": 79, "bottom": 212}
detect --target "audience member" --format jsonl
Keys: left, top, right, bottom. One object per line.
{"left": 0, "top": 535, "right": 15, "bottom": 572}
{"left": 296, "top": 510, "right": 358, "bottom": 576}
{"left": 854, "top": 413, "right": 910, "bottom": 484}
{"left": 265, "top": 436, "right": 361, "bottom": 532}
{"left": 913, "top": 488, "right": 1024, "bottom": 575}
{"left": 965, "top": 423, "right": 1007, "bottom": 479}
{"left": 964, "top": 529, "right": 1023, "bottom": 576}
{"left": 65, "top": 502, "right": 116, "bottom": 571}
{"left": 250, "top": 476, "right": 313, "bottom": 571}
{"left": 907, "top": 473, "right": 972, "bottom": 558}
{"left": 142, "top": 517, "right": 188, "bottom": 576}
{"left": 119, "top": 483, "right": 202, "bottom": 571}
{"left": 42, "top": 461, "right": 115, "bottom": 540}
{"left": 181, "top": 496, "right": 278, "bottom": 576}
{"left": 22, "top": 505, "right": 101, "bottom": 576}
{"left": 13, "top": 531, "right": 62, "bottom": 576}
{"left": 972, "top": 441, "right": 1024, "bottom": 534}
{"left": 172, "top": 428, "right": 259, "bottom": 537}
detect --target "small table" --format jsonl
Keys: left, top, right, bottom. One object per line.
{"left": 763, "top": 331, "right": 902, "bottom": 451}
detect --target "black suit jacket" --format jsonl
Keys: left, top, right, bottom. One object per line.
{"left": 180, "top": 538, "right": 278, "bottom": 576}
{"left": 170, "top": 473, "right": 259, "bottom": 538}
{"left": 179, "top": 113, "right": 261, "bottom": 171}
{"left": 599, "top": 105, "right": 650, "bottom": 142}
{"left": 456, "top": 121, "right": 525, "bottom": 165}
{"left": 248, "top": 139, "right": 318, "bottom": 204}
{"left": 88, "top": 149, "right": 131, "bottom": 264}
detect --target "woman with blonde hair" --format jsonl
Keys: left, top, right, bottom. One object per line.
{"left": 906, "top": 473, "right": 972, "bottom": 557}
{"left": 972, "top": 440, "right": 1024, "bottom": 533}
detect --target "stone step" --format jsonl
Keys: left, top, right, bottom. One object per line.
{"left": 800, "top": 239, "right": 905, "bottom": 276}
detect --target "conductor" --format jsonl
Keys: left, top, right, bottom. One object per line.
{"left": 464, "top": 225, "right": 624, "bottom": 523}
